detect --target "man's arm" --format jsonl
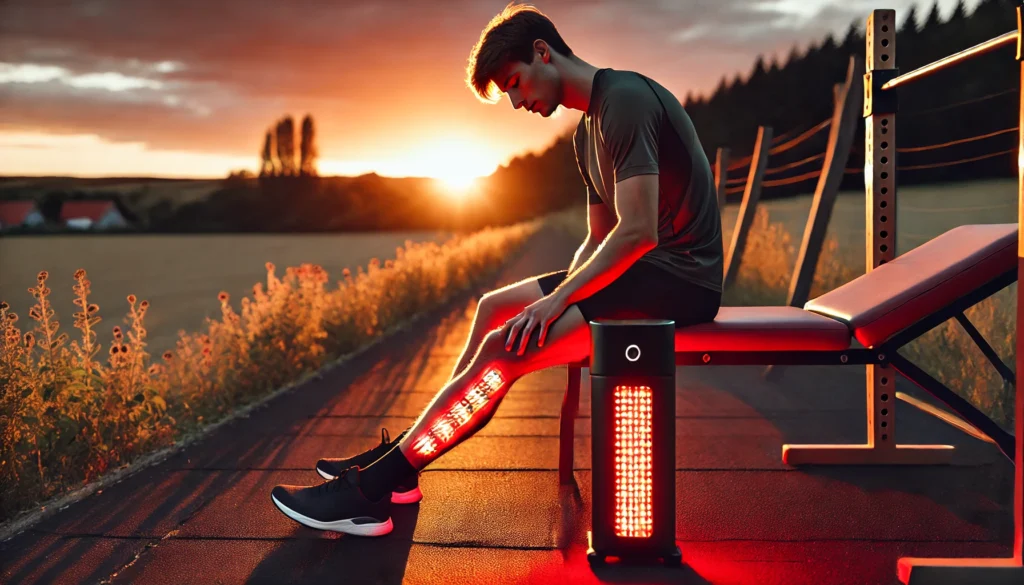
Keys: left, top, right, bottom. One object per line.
{"left": 550, "top": 174, "right": 659, "bottom": 307}
{"left": 552, "top": 79, "right": 663, "bottom": 306}
{"left": 569, "top": 200, "right": 616, "bottom": 274}
{"left": 568, "top": 239, "right": 597, "bottom": 275}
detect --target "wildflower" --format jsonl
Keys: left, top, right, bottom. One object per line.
{"left": 120, "top": 344, "right": 128, "bottom": 353}
{"left": 74, "top": 268, "right": 86, "bottom": 280}
{"left": 23, "top": 332, "right": 34, "bottom": 348}
{"left": 37, "top": 270, "right": 48, "bottom": 282}
{"left": 147, "top": 365, "right": 160, "bottom": 375}
{"left": 140, "top": 300, "right": 149, "bottom": 310}
{"left": 218, "top": 292, "right": 229, "bottom": 302}
{"left": 343, "top": 268, "right": 351, "bottom": 278}
{"left": 127, "top": 294, "right": 136, "bottom": 304}
{"left": 8, "top": 312, "right": 18, "bottom": 322}
{"left": 265, "top": 262, "right": 275, "bottom": 272}
{"left": 162, "top": 351, "right": 173, "bottom": 362}
{"left": 87, "top": 304, "right": 99, "bottom": 314}
{"left": 0, "top": 301, "right": 8, "bottom": 310}
{"left": 110, "top": 345, "right": 120, "bottom": 355}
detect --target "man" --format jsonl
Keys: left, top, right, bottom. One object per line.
{"left": 270, "top": 1, "right": 723, "bottom": 537}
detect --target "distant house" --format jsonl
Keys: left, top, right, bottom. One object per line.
{"left": 60, "top": 200, "right": 129, "bottom": 230}
{"left": 0, "top": 201, "right": 46, "bottom": 230}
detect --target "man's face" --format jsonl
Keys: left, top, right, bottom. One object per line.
{"left": 494, "top": 42, "right": 561, "bottom": 117}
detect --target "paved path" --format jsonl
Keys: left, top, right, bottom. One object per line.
{"left": 1, "top": 224, "right": 1016, "bottom": 585}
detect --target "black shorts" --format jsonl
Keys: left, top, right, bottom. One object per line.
{"left": 536, "top": 260, "right": 721, "bottom": 327}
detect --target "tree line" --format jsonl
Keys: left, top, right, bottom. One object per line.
{"left": 685, "top": 0, "right": 1018, "bottom": 197}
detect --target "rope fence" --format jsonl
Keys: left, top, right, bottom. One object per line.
{"left": 896, "top": 126, "right": 1018, "bottom": 153}
{"left": 899, "top": 87, "right": 1018, "bottom": 117}
{"left": 722, "top": 77, "right": 1018, "bottom": 191}
{"left": 721, "top": 121, "right": 1017, "bottom": 193}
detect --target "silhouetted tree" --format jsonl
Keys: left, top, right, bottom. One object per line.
{"left": 260, "top": 131, "right": 276, "bottom": 177}
{"left": 275, "top": 116, "right": 296, "bottom": 176}
{"left": 300, "top": 114, "right": 319, "bottom": 177}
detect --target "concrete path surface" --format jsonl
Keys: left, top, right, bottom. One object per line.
{"left": 1, "top": 223, "right": 1016, "bottom": 585}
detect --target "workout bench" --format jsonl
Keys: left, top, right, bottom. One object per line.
{"left": 558, "top": 222, "right": 1018, "bottom": 485}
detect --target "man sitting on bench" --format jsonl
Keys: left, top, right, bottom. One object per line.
{"left": 270, "top": 1, "right": 723, "bottom": 537}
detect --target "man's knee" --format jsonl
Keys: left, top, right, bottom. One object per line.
{"left": 477, "top": 279, "right": 546, "bottom": 330}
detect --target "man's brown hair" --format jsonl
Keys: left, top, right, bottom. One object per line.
{"left": 465, "top": 2, "right": 574, "bottom": 104}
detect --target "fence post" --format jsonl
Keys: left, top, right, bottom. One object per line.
{"left": 715, "top": 147, "right": 731, "bottom": 209}
{"left": 764, "top": 56, "right": 864, "bottom": 383}
{"left": 786, "top": 56, "right": 865, "bottom": 310}
{"left": 722, "top": 126, "right": 772, "bottom": 289}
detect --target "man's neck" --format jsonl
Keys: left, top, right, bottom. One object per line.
{"left": 559, "top": 57, "right": 602, "bottom": 114}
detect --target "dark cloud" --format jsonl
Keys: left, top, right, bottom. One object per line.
{"left": 0, "top": 0, "right": 962, "bottom": 159}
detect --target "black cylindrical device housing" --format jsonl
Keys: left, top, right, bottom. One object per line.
{"left": 588, "top": 319, "right": 681, "bottom": 566}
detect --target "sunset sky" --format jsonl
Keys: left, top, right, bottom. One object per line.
{"left": 0, "top": 0, "right": 982, "bottom": 180}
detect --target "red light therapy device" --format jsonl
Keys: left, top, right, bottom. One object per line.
{"left": 587, "top": 319, "right": 681, "bottom": 567}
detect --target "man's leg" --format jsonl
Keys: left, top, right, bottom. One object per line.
{"left": 271, "top": 276, "right": 592, "bottom": 536}
{"left": 357, "top": 295, "right": 591, "bottom": 496}
{"left": 313, "top": 274, "right": 566, "bottom": 489}
{"left": 445, "top": 274, "right": 562, "bottom": 381}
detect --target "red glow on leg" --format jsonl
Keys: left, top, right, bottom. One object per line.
{"left": 614, "top": 385, "right": 653, "bottom": 538}
{"left": 413, "top": 367, "right": 507, "bottom": 458}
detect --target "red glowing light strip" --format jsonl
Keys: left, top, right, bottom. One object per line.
{"left": 413, "top": 368, "right": 505, "bottom": 456}
{"left": 613, "top": 385, "right": 653, "bottom": 538}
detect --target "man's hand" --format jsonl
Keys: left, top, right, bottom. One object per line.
{"left": 502, "top": 293, "right": 569, "bottom": 356}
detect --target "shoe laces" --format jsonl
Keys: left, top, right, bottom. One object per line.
{"left": 319, "top": 466, "right": 355, "bottom": 494}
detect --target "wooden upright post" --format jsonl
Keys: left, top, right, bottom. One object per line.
{"left": 783, "top": 9, "right": 953, "bottom": 467}
{"left": 715, "top": 147, "right": 731, "bottom": 210}
{"left": 722, "top": 127, "right": 772, "bottom": 289}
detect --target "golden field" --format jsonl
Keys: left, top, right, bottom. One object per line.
{"left": 0, "top": 231, "right": 456, "bottom": 359}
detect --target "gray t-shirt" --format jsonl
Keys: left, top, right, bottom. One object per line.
{"left": 573, "top": 67, "right": 723, "bottom": 293}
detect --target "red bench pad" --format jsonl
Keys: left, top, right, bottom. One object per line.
{"left": 804, "top": 223, "right": 1017, "bottom": 348}
{"left": 675, "top": 306, "right": 851, "bottom": 351}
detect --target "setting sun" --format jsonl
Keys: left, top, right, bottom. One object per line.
{"left": 417, "top": 138, "right": 496, "bottom": 184}
{"left": 436, "top": 172, "right": 481, "bottom": 195}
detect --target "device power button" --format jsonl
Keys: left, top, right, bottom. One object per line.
{"left": 625, "top": 344, "right": 641, "bottom": 362}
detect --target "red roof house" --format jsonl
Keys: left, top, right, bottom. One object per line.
{"left": 0, "top": 201, "right": 45, "bottom": 230}
{"left": 59, "top": 200, "right": 128, "bottom": 230}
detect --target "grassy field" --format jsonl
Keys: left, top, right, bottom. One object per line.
{"left": 0, "top": 231, "right": 455, "bottom": 358}
{"left": 721, "top": 177, "right": 1017, "bottom": 258}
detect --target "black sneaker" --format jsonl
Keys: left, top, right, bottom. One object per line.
{"left": 315, "top": 427, "right": 422, "bottom": 504}
{"left": 271, "top": 466, "right": 392, "bottom": 536}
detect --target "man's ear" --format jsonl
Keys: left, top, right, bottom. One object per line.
{"left": 534, "top": 39, "right": 550, "bottom": 63}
